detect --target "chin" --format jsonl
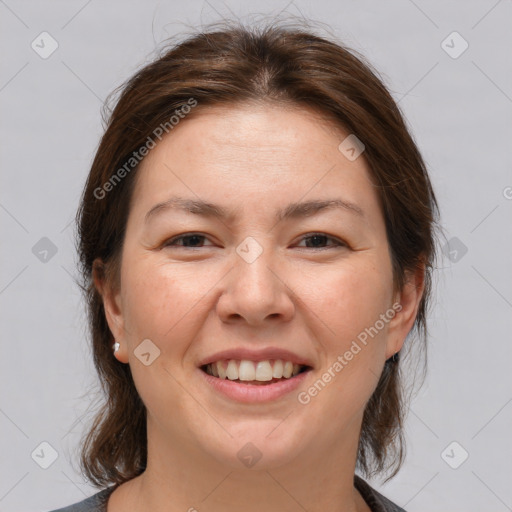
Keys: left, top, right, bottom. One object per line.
{"left": 202, "top": 422, "right": 306, "bottom": 471}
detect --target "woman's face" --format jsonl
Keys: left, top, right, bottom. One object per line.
{"left": 101, "top": 103, "right": 420, "bottom": 471}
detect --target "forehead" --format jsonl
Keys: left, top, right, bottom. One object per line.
{"left": 129, "top": 102, "right": 380, "bottom": 225}
{"left": 156, "top": 102, "right": 349, "bottom": 164}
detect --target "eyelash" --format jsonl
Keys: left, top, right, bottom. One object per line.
{"left": 162, "top": 232, "right": 347, "bottom": 250}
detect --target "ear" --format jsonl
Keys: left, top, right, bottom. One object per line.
{"left": 92, "top": 258, "right": 129, "bottom": 364}
{"left": 386, "top": 261, "right": 426, "bottom": 359}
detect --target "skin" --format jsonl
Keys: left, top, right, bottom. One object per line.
{"left": 95, "top": 102, "right": 424, "bottom": 512}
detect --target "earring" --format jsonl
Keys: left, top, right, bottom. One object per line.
{"left": 112, "top": 342, "right": 120, "bottom": 353}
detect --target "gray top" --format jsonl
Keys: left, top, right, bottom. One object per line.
{"left": 47, "top": 475, "right": 406, "bottom": 512}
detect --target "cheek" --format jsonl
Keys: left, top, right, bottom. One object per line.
{"left": 297, "top": 257, "right": 393, "bottom": 346}
{"left": 120, "top": 253, "right": 247, "bottom": 404}
{"left": 120, "top": 255, "right": 207, "bottom": 348}
{"left": 121, "top": 249, "right": 393, "bottom": 347}
{"left": 296, "top": 262, "right": 393, "bottom": 426}
{"left": 119, "top": 257, "right": 206, "bottom": 409}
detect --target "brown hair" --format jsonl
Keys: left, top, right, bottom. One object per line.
{"left": 76, "top": 19, "right": 439, "bottom": 487}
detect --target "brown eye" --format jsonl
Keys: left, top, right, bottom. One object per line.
{"left": 296, "top": 233, "right": 347, "bottom": 250}
{"left": 163, "top": 233, "right": 213, "bottom": 248}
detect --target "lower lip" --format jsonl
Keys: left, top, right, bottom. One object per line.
{"left": 199, "top": 368, "right": 311, "bottom": 403}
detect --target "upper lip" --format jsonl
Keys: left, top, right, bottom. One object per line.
{"left": 198, "top": 347, "right": 314, "bottom": 368}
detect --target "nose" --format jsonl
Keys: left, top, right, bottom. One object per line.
{"left": 216, "top": 241, "right": 295, "bottom": 327}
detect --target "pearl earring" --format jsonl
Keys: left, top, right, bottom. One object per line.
{"left": 112, "top": 342, "right": 120, "bottom": 353}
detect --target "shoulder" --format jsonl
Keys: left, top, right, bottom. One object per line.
{"left": 354, "top": 475, "right": 406, "bottom": 512}
{"left": 47, "top": 478, "right": 404, "bottom": 512}
{"left": 46, "top": 487, "right": 116, "bottom": 512}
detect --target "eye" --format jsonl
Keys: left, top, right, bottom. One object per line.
{"left": 163, "top": 233, "right": 213, "bottom": 248}
{"left": 162, "top": 232, "right": 347, "bottom": 250}
{"left": 295, "top": 233, "right": 347, "bottom": 250}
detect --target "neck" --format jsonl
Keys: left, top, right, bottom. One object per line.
{"left": 119, "top": 416, "right": 368, "bottom": 512}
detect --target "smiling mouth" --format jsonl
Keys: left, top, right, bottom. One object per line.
{"left": 200, "top": 359, "right": 312, "bottom": 385}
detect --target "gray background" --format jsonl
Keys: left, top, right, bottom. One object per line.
{"left": 1, "top": 1, "right": 511, "bottom": 511}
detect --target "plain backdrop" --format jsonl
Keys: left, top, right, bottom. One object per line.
{"left": 1, "top": 1, "right": 511, "bottom": 511}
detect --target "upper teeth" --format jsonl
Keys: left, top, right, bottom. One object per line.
{"left": 205, "top": 360, "right": 302, "bottom": 381}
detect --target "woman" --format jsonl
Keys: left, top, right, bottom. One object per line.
{"left": 51, "top": 20, "right": 438, "bottom": 512}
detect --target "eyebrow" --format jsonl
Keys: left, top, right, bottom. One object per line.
{"left": 144, "top": 196, "right": 365, "bottom": 224}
